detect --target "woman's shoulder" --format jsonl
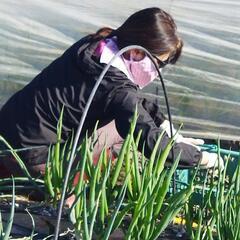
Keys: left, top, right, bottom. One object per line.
{"left": 64, "top": 35, "right": 94, "bottom": 57}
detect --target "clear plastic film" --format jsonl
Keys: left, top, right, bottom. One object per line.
{"left": 0, "top": 0, "right": 239, "bottom": 140}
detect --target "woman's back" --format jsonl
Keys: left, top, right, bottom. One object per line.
{"left": 0, "top": 35, "right": 135, "bottom": 164}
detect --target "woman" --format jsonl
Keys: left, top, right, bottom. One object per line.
{"left": 0, "top": 7, "right": 222, "bottom": 177}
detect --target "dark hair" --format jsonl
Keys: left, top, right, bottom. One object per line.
{"left": 93, "top": 8, "right": 183, "bottom": 64}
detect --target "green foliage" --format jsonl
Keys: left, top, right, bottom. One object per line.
{"left": 0, "top": 178, "right": 36, "bottom": 240}
{"left": 44, "top": 107, "right": 82, "bottom": 206}
{"left": 0, "top": 106, "right": 194, "bottom": 239}
{"left": 7, "top": 107, "right": 240, "bottom": 239}
{"left": 67, "top": 109, "right": 194, "bottom": 239}
{"left": 0, "top": 136, "right": 43, "bottom": 194}
{"left": 185, "top": 151, "right": 240, "bottom": 240}
{"left": 0, "top": 177, "right": 15, "bottom": 240}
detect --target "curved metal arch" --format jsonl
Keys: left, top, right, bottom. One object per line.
{"left": 54, "top": 44, "right": 174, "bottom": 239}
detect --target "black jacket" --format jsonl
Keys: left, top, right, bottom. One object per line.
{"left": 0, "top": 36, "right": 202, "bottom": 166}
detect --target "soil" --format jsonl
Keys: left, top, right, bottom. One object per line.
{"left": 0, "top": 196, "right": 190, "bottom": 240}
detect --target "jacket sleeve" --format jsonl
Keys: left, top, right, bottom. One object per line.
{"left": 139, "top": 97, "right": 166, "bottom": 127}
{"left": 106, "top": 87, "right": 202, "bottom": 167}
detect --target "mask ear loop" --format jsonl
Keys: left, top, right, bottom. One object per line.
{"left": 54, "top": 45, "right": 174, "bottom": 239}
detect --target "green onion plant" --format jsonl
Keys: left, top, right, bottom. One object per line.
{"left": 185, "top": 147, "right": 240, "bottom": 240}
{"left": 0, "top": 177, "right": 15, "bottom": 240}
{"left": 67, "top": 109, "right": 195, "bottom": 239}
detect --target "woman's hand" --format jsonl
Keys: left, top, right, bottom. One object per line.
{"left": 160, "top": 120, "right": 204, "bottom": 146}
{"left": 179, "top": 137, "right": 224, "bottom": 170}
{"left": 199, "top": 152, "right": 224, "bottom": 170}
{"left": 160, "top": 120, "right": 224, "bottom": 170}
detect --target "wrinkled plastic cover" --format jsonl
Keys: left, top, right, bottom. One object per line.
{"left": 0, "top": 0, "right": 239, "bottom": 140}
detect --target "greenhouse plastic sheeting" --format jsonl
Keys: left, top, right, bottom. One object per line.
{"left": 0, "top": 0, "right": 239, "bottom": 140}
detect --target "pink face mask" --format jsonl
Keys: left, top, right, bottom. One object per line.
{"left": 123, "top": 54, "right": 158, "bottom": 89}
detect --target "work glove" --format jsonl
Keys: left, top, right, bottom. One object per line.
{"left": 199, "top": 151, "right": 224, "bottom": 170}
{"left": 160, "top": 120, "right": 224, "bottom": 170}
{"left": 160, "top": 120, "right": 204, "bottom": 146}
